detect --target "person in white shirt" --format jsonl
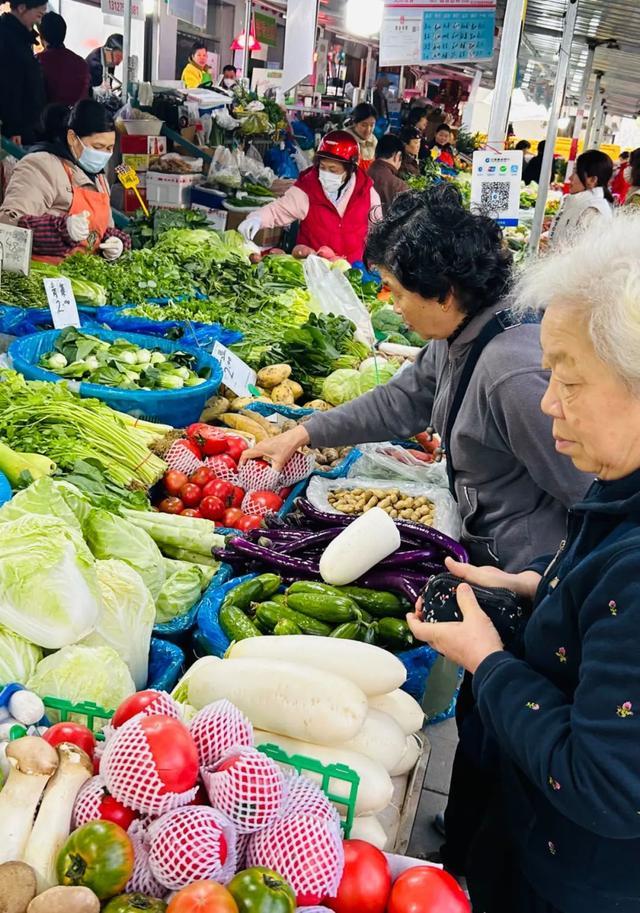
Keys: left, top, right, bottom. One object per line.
{"left": 550, "top": 150, "right": 613, "bottom": 247}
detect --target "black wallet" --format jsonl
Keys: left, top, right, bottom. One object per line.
{"left": 420, "top": 572, "right": 530, "bottom": 652}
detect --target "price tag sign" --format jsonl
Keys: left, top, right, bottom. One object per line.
{"left": 212, "top": 341, "right": 257, "bottom": 397}
{"left": 43, "top": 277, "right": 80, "bottom": 329}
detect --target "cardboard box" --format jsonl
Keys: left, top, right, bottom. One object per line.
{"left": 146, "top": 172, "right": 203, "bottom": 209}
{"left": 123, "top": 186, "right": 148, "bottom": 213}
{"left": 121, "top": 135, "right": 167, "bottom": 156}
{"left": 223, "top": 210, "right": 283, "bottom": 248}
{"left": 192, "top": 203, "right": 228, "bottom": 229}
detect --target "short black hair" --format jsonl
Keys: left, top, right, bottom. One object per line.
{"left": 629, "top": 148, "right": 640, "bottom": 187}
{"left": 106, "top": 34, "right": 123, "bottom": 51}
{"left": 576, "top": 149, "right": 614, "bottom": 202}
{"left": 399, "top": 126, "right": 420, "bottom": 146}
{"left": 190, "top": 41, "right": 207, "bottom": 56}
{"left": 376, "top": 134, "right": 404, "bottom": 160}
{"left": 435, "top": 123, "right": 451, "bottom": 135}
{"left": 10, "top": 0, "right": 47, "bottom": 9}
{"left": 408, "top": 107, "right": 428, "bottom": 127}
{"left": 620, "top": 150, "right": 630, "bottom": 161}
{"left": 351, "top": 103, "right": 377, "bottom": 124}
{"left": 41, "top": 99, "right": 115, "bottom": 144}
{"left": 365, "top": 183, "right": 513, "bottom": 318}
{"left": 39, "top": 11, "right": 66, "bottom": 47}
{"left": 223, "top": 64, "right": 237, "bottom": 74}
{"left": 515, "top": 139, "right": 531, "bottom": 151}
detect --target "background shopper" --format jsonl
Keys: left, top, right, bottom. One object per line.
{"left": 367, "top": 134, "right": 409, "bottom": 214}
{"left": 0, "top": 0, "right": 47, "bottom": 145}
{"left": 38, "top": 12, "right": 90, "bottom": 106}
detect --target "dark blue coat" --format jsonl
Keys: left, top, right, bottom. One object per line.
{"left": 474, "top": 469, "right": 640, "bottom": 912}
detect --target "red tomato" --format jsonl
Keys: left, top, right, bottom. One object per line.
{"left": 199, "top": 495, "right": 226, "bottom": 521}
{"left": 180, "top": 483, "right": 203, "bottom": 508}
{"left": 190, "top": 466, "right": 216, "bottom": 487}
{"left": 203, "top": 479, "right": 234, "bottom": 504}
{"left": 42, "top": 722, "right": 96, "bottom": 759}
{"left": 208, "top": 453, "right": 238, "bottom": 473}
{"left": 230, "top": 486, "right": 245, "bottom": 508}
{"left": 325, "top": 840, "right": 391, "bottom": 913}
{"left": 244, "top": 490, "right": 283, "bottom": 514}
{"left": 236, "top": 515, "right": 263, "bottom": 532}
{"left": 159, "top": 497, "right": 184, "bottom": 515}
{"left": 222, "top": 508, "right": 244, "bottom": 528}
{"left": 164, "top": 469, "right": 188, "bottom": 496}
{"left": 112, "top": 690, "right": 165, "bottom": 728}
{"left": 224, "top": 436, "right": 249, "bottom": 463}
{"left": 202, "top": 437, "right": 229, "bottom": 457}
{"left": 175, "top": 438, "right": 202, "bottom": 460}
{"left": 185, "top": 422, "right": 211, "bottom": 438}
{"left": 387, "top": 866, "right": 470, "bottom": 913}
{"left": 251, "top": 459, "right": 270, "bottom": 471}
{"left": 278, "top": 486, "right": 293, "bottom": 499}
{"left": 139, "top": 715, "right": 199, "bottom": 794}
{"left": 98, "top": 794, "right": 138, "bottom": 831}
{"left": 167, "top": 881, "right": 239, "bottom": 913}
{"left": 181, "top": 509, "right": 202, "bottom": 518}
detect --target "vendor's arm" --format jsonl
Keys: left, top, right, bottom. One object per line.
{"left": 258, "top": 187, "right": 310, "bottom": 229}
{"left": 370, "top": 186, "right": 383, "bottom": 222}
{"left": 473, "top": 550, "right": 640, "bottom": 838}
{"left": 0, "top": 157, "right": 78, "bottom": 255}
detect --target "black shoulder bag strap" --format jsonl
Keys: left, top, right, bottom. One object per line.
{"left": 443, "top": 308, "right": 540, "bottom": 500}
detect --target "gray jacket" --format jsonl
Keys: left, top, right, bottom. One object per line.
{"left": 305, "top": 306, "right": 592, "bottom": 571}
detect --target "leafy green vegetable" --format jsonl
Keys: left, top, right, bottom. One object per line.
{"left": 359, "top": 359, "right": 398, "bottom": 393}
{"left": 0, "top": 513, "right": 101, "bottom": 648}
{"left": 60, "top": 249, "right": 193, "bottom": 306}
{"left": 0, "top": 477, "right": 84, "bottom": 530}
{"left": 27, "top": 645, "right": 135, "bottom": 723}
{"left": 321, "top": 368, "right": 362, "bottom": 405}
{"left": 121, "top": 507, "right": 224, "bottom": 560}
{"left": 82, "top": 559, "right": 155, "bottom": 689}
{"left": 84, "top": 508, "right": 166, "bottom": 599}
{"left": 0, "top": 625, "right": 42, "bottom": 685}
{"left": 155, "top": 566, "right": 205, "bottom": 624}
{"left": 60, "top": 459, "right": 150, "bottom": 512}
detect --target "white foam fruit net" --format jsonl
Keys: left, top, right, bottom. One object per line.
{"left": 126, "top": 817, "right": 167, "bottom": 898}
{"left": 102, "top": 691, "right": 182, "bottom": 744}
{"left": 148, "top": 805, "right": 237, "bottom": 891}
{"left": 246, "top": 812, "right": 345, "bottom": 901}
{"left": 281, "top": 773, "right": 341, "bottom": 829}
{"left": 202, "top": 746, "right": 285, "bottom": 834}
{"left": 72, "top": 774, "right": 107, "bottom": 829}
{"left": 189, "top": 699, "right": 253, "bottom": 768}
{"left": 100, "top": 715, "right": 198, "bottom": 816}
{"left": 235, "top": 832, "right": 251, "bottom": 870}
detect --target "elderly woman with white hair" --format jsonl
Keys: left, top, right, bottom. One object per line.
{"left": 409, "top": 213, "right": 640, "bottom": 913}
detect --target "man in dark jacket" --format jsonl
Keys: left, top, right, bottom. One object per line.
{"left": 86, "top": 33, "right": 123, "bottom": 90}
{"left": 0, "top": 0, "right": 47, "bottom": 145}
{"left": 367, "top": 134, "right": 408, "bottom": 214}
{"left": 39, "top": 13, "right": 90, "bottom": 106}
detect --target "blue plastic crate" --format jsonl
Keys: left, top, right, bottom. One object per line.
{"left": 96, "top": 305, "right": 243, "bottom": 350}
{"left": 9, "top": 328, "right": 223, "bottom": 426}
{"left": 153, "top": 564, "right": 233, "bottom": 641}
{"left": 0, "top": 472, "right": 11, "bottom": 507}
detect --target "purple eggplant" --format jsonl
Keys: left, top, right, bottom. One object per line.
{"left": 296, "top": 499, "right": 353, "bottom": 527}
{"left": 377, "top": 548, "right": 439, "bottom": 568}
{"left": 225, "top": 536, "right": 321, "bottom": 579}
{"left": 280, "top": 528, "right": 346, "bottom": 556}
{"left": 394, "top": 520, "right": 468, "bottom": 563}
{"left": 357, "top": 571, "right": 424, "bottom": 604}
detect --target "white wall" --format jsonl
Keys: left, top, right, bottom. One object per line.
{"left": 60, "top": 0, "right": 146, "bottom": 81}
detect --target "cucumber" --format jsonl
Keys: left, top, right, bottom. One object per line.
{"left": 257, "top": 573, "right": 282, "bottom": 599}
{"left": 363, "top": 624, "right": 378, "bottom": 645}
{"left": 376, "top": 617, "right": 414, "bottom": 650}
{"left": 222, "top": 578, "right": 264, "bottom": 611}
{"left": 287, "top": 592, "right": 359, "bottom": 624}
{"left": 330, "top": 621, "right": 362, "bottom": 639}
{"left": 270, "top": 593, "right": 287, "bottom": 605}
{"left": 219, "top": 604, "right": 262, "bottom": 641}
{"left": 254, "top": 602, "right": 332, "bottom": 636}
{"left": 287, "top": 581, "right": 345, "bottom": 599}
{"left": 274, "top": 618, "right": 302, "bottom": 635}
{"left": 337, "top": 586, "right": 405, "bottom": 618}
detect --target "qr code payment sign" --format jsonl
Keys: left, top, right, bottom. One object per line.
{"left": 480, "top": 181, "right": 511, "bottom": 214}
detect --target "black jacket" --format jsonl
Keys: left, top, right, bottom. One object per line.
{"left": 0, "top": 12, "right": 46, "bottom": 143}
{"left": 474, "top": 470, "right": 640, "bottom": 912}
{"left": 86, "top": 47, "right": 114, "bottom": 90}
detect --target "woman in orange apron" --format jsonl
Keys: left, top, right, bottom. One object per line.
{"left": 0, "top": 99, "right": 130, "bottom": 262}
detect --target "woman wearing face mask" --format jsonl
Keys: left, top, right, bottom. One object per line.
{"left": 0, "top": 100, "right": 130, "bottom": 263}
{"left": 398, "top": 126, "right": 423, "bottom": 179}
{"left": 623, "top": 149, "right": 640, "bottom": 207}
{"left": 549, "top": 149, "right": 613, "bottom": 247}
{"left": 218, "top": 64, "right": 238, "bottom": 91}
{"left": 181, "top": 42, "right": 213, "bottom": 89}
{"left": 344, "top": 103, "right": 378, "bottom": 171}
{"left": 237, "top": 131, "right": 381, "bottom": 263}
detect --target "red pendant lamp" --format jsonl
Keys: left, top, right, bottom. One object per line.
{"left": 231, "top": 17, "right": 262, "bottom": 52}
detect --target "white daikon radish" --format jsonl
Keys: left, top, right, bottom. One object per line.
{"left": 254, "top": 729, "right": 393, "bottom": 815}
{"left": 319, "top": 507, "right": 401, "bottom": 585}
{"left": 349, "top": 814, "right": 388, "bottom": 850}
{"left": 228, "top": 635, "right": 406, "bottom": 697}
{"left": 341, "top": 709, "right": 406, "bottom": 773}
{"left": 389, "top": 733, "right": 423, "bottom": 777}
{"left": 368, "top": 689, "right": 425, "bottom": 735}
{"left": 187, "top": 656, "right": 368, "bottom": 745}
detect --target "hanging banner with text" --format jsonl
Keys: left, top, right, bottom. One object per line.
{"left": 380, "top": 0, "right": 496, "bottom": 67}
{"left": 101, "top": 0, "right": 144, "bottom": 20}
{"left": 282, "top": 0, "right": 318, "bottom": 93}
{"left": 254, "top": 12, "right": 278, "bottom": 46}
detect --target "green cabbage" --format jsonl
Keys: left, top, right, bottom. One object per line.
{"left": 27, "top": 644, "right": 135, "bottom": 722}
{"left": 321, "top": 369, "right": 362, "bottom": 406}
{"left": 0, "top": 514, "right": 101, "bottom": 648}
{"left": 82, "top": 560, "right": 155, "bottom": 690}
{"left": 0, "top": 477, "right": 84, "bottom": 530}
{"left": 84, "top": 508, "right": 166, "bottom": 599}
{"left": 0, "top": 625, "right": 42, "bottom": 685}
{"left": 156, "top": 566, "right": 205, "bottom": 625}
{"left": 358, "top": 360, "right": 398, "bottom": 393}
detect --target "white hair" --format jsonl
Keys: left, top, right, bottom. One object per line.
{"left": 510, "top": 212, "right": 640, "bottom": 390}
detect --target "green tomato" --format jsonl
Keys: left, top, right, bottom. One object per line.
{"left": 103, "top": 894, "right": 167, "bottom": 912}
{"left": 56, "top": 821, "right": 135, "bottom": 900}
{"left": 228, "top": 867, "right": 296, "bottom": 913}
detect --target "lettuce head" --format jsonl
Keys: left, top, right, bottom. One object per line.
{"left": 156, "top": 566, "right": 205, "bottom": 625}
{"left": 321, "top": 369, "right": 362, "bottom": 406}
{"left": 84, "top": 509, "right": 166, "bottom": 600}
{"left": 0, "top": 625, "right": 42, "bottom": 685}
{"left": 0, "top": 477, "right": 87, "bottom": 530}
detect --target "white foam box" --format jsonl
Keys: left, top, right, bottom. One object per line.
{"left": 146, "top": 172, "right": 203, "bottom": 209}
{"left": 191, "top": 203, "right": 228, "bottom": 229}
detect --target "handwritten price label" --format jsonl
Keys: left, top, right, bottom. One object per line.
{"left": 43, "top": 277, "right": 80, "bottom": 329}
{"left": 211, "top": 341, "right": 257, "bottom": 397}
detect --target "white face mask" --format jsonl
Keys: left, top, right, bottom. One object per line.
{"left": 318, "top": 169, "right": 345, "bottom": 196}
{"left": 223, "top": 78, "right": 235, "bottom": 88}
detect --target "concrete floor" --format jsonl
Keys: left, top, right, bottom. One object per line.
{"left": 407, "top": 716, "right": 458, "bottom": 858}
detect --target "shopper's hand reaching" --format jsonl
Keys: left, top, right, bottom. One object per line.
{"left": 66, "top": 210, "right": 91, "bottom": 242}
{"left": 239, "top": 425, "right": 311, "bottom": 473}
{"left": 238, "top": 212, "right": 262, "bottom": 242}
{"left": 444, "top": 556, "right": 541, "bottom": 602}
{"left": 99, "top": 236, "right": 124, "bottom": 261}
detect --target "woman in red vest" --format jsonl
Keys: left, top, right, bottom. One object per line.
{"left": 238, "top": 131, "right": 381, "bottom": 263}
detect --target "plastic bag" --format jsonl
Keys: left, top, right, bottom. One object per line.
{"left": 303, "top": 256, "right": 375, "bottom": 346}
{"left": 239, "top": 111, "right": 272, "bottom": 136}
{"left": 207, "top": 146, "right": 242, "bottom": 189}
{"left": 234, "top": 147, "right": 276, "bottom": 187}
{"left": 264, "top": 143, "right": 299, "bottom": 180}
{"left": 349, "top": 443, "right": 449, "bottom": 489}
{"left": 306, "top": 475, "right": 461, "bottom": 541}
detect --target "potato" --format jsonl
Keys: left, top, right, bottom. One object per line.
{"left": 270, "top": 382, "right": 296, "bottom": 405}
{"left": 27, "top": 886, "right": 100, "bottom": 913}
{"left": 304, "top": 399, "right": 332, "bottom": 411}
{"left": 0, "top": 861, "right": 37, "bottom": 913}
{"left": 283, "top": 379, "right": 304, "bottom": 401}
{"left": 256, "top": 364, "right": 292, "bottom": 389}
